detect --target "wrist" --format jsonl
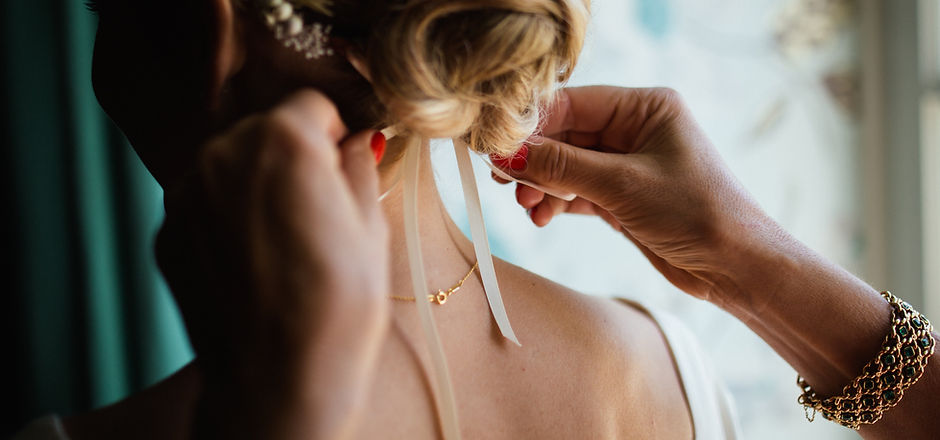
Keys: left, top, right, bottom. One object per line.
{"left": 706, "top": 214, "right": 806, "bottom": 317}
{"left": 705, "top": 215, "right": 893, "bottom": 389}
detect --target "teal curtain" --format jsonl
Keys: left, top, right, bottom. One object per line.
{"left": 1, "top": 1, "right": 193, "bottom": 435}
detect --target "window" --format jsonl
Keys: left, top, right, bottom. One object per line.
{"left": 920, "top": 0, "right": 940, "bottom": 321}
{"left": 863, "top": 0, "right": 938, "bottom": 320}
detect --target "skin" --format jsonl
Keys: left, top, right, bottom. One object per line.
{"left": 497, "top": 86, "right": 940, "bottom": 439}
{"left": 69, "top": 1, "right": 693, "bottom": 440}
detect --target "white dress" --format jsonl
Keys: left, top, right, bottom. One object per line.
{"left": 13, "top": 299, "right": 740, "bottom": 440}
{"left": 617, "top": 298, "right": 741, "bottom": 439}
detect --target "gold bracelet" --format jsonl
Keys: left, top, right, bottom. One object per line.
{"left": 797, "top": 291, "right": 936, "bottom": 430}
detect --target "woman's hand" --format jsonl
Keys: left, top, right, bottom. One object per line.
{"left": 495, "top": 86, "right": 781, "bottom": 308}
{"left": 497, "top": 86, "right": 940, "bottom": 439}
{"left": 155, "top": 90, "right": 389, "bottom": 439}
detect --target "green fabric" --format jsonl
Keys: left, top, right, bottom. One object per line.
{"left": 1, "top": 1, "right": 193, "bottom": 435}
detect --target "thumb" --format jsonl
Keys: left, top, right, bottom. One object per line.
{"left": 339, "top": 130, "right": 383, "bottom": 218}
{"left": 501, "top": 138, "right": 639, "bottom": 205}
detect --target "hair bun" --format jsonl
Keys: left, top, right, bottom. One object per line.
{"left": 361, "top": 0, "right": 589, "bottom": 156}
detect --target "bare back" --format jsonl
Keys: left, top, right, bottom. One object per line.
{"left": 64, "top": 259, "right": 693, "bottom": 440}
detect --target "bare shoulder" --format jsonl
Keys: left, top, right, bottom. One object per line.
{"left": 495, "top": 259, "right": 694, "bottom": 438}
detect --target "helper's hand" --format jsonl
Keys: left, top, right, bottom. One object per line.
{"left": 156, "top": 90, "right": 389, "bottom": 439}
{"left": 493, "top": 86, "right": 784, "bottom": 307}
{"left": 495, "top": 86, "right": 940, "bottom": 440}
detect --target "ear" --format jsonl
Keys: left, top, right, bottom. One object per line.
{"left": 207, "top": 0, "right": 246, "bottom": 109}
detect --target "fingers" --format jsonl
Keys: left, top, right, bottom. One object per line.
{"left": 191, "top": 89, "right": 376, "bottom": 251}
{"left": 339, "top": 130, "right": 383, "bottom": 220}
{"left": 515, "top": 184, "right": 544, "bottom": 210}
{"left": 196, "top": 90, "right": 350, "bottom": 201}
{"left": 564, "top": 197, "right": 603, "bottom": 216}
{"left": 491, "top": 171, "right": 512, "bottom": 185}
{"left": 278, "top": 89, "right": 349, "bottom": 144}
{"left": 540, "top": 88, "right": 575, "bottom": 139}
{"left": 529, "top": 195, "right": 569, "bottom": 227}
{"left": 540, "top": 86, "right": 685, "bottom": 154}
{"left": 541, "top": 86, "right": 627, "bottom": 139}
{"left": 504, "top": 137, "right": 639, "bottom": 206}
{"left": 525, "top": 194, "right": 602, "bottom": 227}
{"left": 250, "top": 90, "right": 349, "bottom": 176}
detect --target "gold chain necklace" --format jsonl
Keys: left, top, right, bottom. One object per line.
{"left": 388, "top": 262, "right": 479, "bottom": 305}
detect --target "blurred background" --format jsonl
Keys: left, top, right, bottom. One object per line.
{"left": 2, "top": 0, "right": 937, "bottom": 439}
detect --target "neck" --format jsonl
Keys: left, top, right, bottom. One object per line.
{"left": 377, "top": 138, "right": 479, "bottom": 306}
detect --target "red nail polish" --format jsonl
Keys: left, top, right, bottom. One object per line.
{"left": 490, "top": 144, "right": 528, "bottom": 171}
{"left": 371, "top": 131, "right": 386, "bottom": 164}
{"left": 490, "top": 154, "right": 509, "bottom": 169}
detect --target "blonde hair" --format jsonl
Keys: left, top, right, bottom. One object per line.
{"left": 336, "top": 0, "right": 590, "bottom": 157}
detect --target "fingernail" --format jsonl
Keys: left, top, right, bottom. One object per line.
{"left": 527, "top": 207, "right": 540, "bottom": 226}
{"left": 370, "top": 131, "right": 386, "bottom": 164}
{"left": 490, "top": 144, "right": 529, "bottom": 171}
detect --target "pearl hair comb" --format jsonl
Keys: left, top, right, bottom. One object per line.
{"left": 240, "top": 0, "right": 334, "bottom": 59}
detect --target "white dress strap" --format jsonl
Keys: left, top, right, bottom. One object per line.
{"left": 617, "top": 299, "right": 741, "bottom": 440}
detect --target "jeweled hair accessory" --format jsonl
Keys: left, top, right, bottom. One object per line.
{"left": 239, "top": 0, "right": 334, "bottom": 59}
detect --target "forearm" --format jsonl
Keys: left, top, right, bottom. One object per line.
{"left": 717, "top": 230, "right": 940, "bottom": 438}
{"left": 514, "top": 85, "right": 940, "bottom": 436}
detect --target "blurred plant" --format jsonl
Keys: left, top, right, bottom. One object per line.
{"left": 774, "top": 0, "right": 854, "bottom": 61}
{"left": 823, "top": 70, "right": 859, "bottom": 115}
{"left": 772, "top": 0, "right": 859, "bottom": 118}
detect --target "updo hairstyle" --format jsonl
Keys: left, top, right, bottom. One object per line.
{"left": 329, "top": 0, "right": 590, "bottom": 157}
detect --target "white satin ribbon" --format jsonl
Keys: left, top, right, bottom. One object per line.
{"left": 400, "top": 138, "right": 527, "bottom": 440}
{"left": 349, "top": 50, "right": 515, "bottom": 439}
{"left": 452, "top": 139, "right": 521, "bottom": 346}
{"left": 402, "top": 137, "right": 462, "bottom": 440}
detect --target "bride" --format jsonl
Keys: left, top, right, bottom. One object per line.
{"left": 17, "top": 0, "right": 736, "bottom": 438}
